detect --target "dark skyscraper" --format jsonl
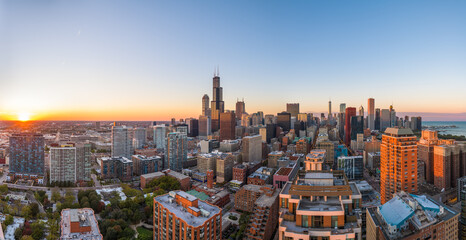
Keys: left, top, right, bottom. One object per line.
{"left": 277, "top": 112, "right": 291, "bottom": 132}
{"left": 188, "top": 119, "right": 199, "bottom": 137}
{"left": 9, "top": 133, "right": 45, "bottom": 176}
{"left": 286, "top": 103, "right": 299, "bottom": 117}
{"left": 350, "top": 116, "right": 364, "bottom": 140}
{"left": 235, "top": 99, "right": 245, "bottom": 120}
{"left": 202, "top": 94, "right": 210, "bottom": 117}
{"left": 345, "top": 107, "right": 356, "bottom": 146}
{"left": 210, "top": 69, "right": 224, "bottom": 132}
{"left": 375, "top": 108, "right": 381, "bottom": 131}
{"left": 220, "top": 112, "right": 236, "bottom": 141}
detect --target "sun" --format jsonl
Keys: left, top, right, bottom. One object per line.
{"left": 17, "top": 112, "right": 31, "bottom": 122}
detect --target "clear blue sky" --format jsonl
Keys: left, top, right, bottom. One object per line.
{"left": 1, "top": 0, "right": 465, "bottom": 120}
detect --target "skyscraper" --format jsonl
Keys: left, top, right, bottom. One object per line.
{"left": 339, "top": 103, "right": 346, "bottom": 113}
{"left": 277, "top": 112, "right": 291, "bottom": 132}
{"left": 375, "top": 108, "right": 381, "bottom": 131}
{"left": 380, "top": 128, "right": 418, "bottom": 204}
{"left": 241, "top": 135, "right": 262, "bottom": 162}
{"left": 380, "top": 109, "right": 390, "bottom": 131}
{"left": 132, "top": 127, "right": 146, "bottom": 150}
{"left": 389, "top": 105, "right": 397, "bottom": 127}
{"left": 344, "top": 107, "right": 356, "bottom": 146}
{"left": 9, "top": 133, "right": 45, "bottom": 177}
{"left": 220, "top": 112, "right": 236, "bottom": 141}
{"left": 198, "top": 115, "right": 211, "bottom": 137}
{"left": 235, "top": 99, "right": 245, "bottom": 120}
{"left": 358, "top": 105, "right": 364, "bottom": 117}
{"left": 112, "top": 125, "right": 133, "bottom": 158}
{"left": 210, "top": 70, "right": 224, "bottom": 132}
{"left": 50, "top": 143, "right": 91, "bottom": 183}
{"left": 286, "top": 103, "right": 299, "bottom": 117}
{"left": 165, "top": 132, "right": 187, "bottom": 171}
{"left": 202, "top": 94, "right": 210, "bottom": 116}
{"left": 187, "top": 118, "right": 199, "bottom": 137}
{"left": 328, "top": 100, "right": 332, "bottom": 120}
{"left": 368, "top": 98, "right": 375, "bottom": 130}
{"left": 350, "top": 116, "right": 364, "bottom": 140}
{"left": 153, "top": 124, "right": 167, "bottom": 150}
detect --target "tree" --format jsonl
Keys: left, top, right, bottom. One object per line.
{"left": 30, "top": 203, "right": 39, "bottom": 219}
{"left": 20, "top": 236, "right": 34, "bottom": 240}
{"left": 51, "top": 190, "right": 61, "bottom": 203}
{"left": 31, "top": 222, "right": 45, "bottom": 240}
{"left": 0, "top": 184, "right": 8, "bottom": 194}
{"left": 4, "top": 214, "right": 14, "bottom": 226}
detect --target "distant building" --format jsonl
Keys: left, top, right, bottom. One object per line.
{"left": 277, "top": 112, "right": 291, "bottom": 132}
{"left": 154, "top": 124, "right": 167, "bottom": 150}
{"left": 153, "top": 191, "right": 222, "bottom": 240}
{"left": 375, "top": 108, "right": 381, "bottom": 131}
{"left": 165, "top": 132, "right": 187, "bottom": 171}
{"left": 247, "top": 166, "right": 275, "bottom": 186}
{"left": 60, "top": 208, "right": 103, "bottom": 240}
{"left": 242, "top": 135, "right": 262, "bottom": 162}
{"left": 366, "top": 191, "right": 459, "bottom": 240}
{"left": 198, "top": 116, "right": 211, "bottom": 137}
{"left": 337, "top": 156, "right": 364, "bottom": 180}
{"left": 216, "top": 154, "right": 235, "bottom": 183}
{"left": 368, "top": 98, "right": 375, "bottom": 130}
{"left": 220, "top": 112, "right": 236, "bottom": 141}
{"left": 202, "top": 94, "right": 210, "bottom": 117}
{"left": 9, "top": 133, "right": 45, "bottom": 178}
{"left": 112, "top": 125, "right": 133, "bottom": 158}
{"left": 210, "top": 72, "right": 224, "bottom": 132}
{"left": 286, "top": 103, "right": 299, "bottom": 117}
{"left": 100, "top": 156, "right": 133, "bottom": 182}
{"left": 132, "top": 127, "right": 146, "bottom": 149}
{"left": 132, "top": 155, "right": 162, "bottom": 176}
{"left": 345, "top": 107, "right": 356, "bottom": 146}
{"left": 236, "top": 99, "right": 245, "bottom": 120}
{"left": 233, "top": 164, "right": 248, "bottom": 183}
{"left": 267, "top": 151, "right": 285, "bottom": 168}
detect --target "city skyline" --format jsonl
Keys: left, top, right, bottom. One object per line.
{"left": 1, "top": 0, "right": 466, "bottom": 121}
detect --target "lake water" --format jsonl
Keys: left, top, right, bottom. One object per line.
{"left": 423, "top": 121, "right": 466, "bottom": 137}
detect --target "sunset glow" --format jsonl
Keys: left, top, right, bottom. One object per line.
{"left": 17, "top": 112, "right": 32, "bottom": 122}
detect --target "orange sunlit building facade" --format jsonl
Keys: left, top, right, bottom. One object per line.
{"left": 153, "top": 191, "right": 222, "bottom": 240}
{"left": 380, "top": 128, "right": 418, "bottom": 204}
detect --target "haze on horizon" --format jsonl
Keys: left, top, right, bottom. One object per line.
{"left": 1, "top": 0, "right": 465, "bottom": 121}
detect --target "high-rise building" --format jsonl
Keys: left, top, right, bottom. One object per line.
{"left": 242, "top": 135, "right": 262, "bottom": 162}
{"left": 9, "top": 133, "right": 45, "bottom": 177}
{"left": 216, "top": 154, "right": 235, "bottom": 183}
{"left": 350, "top": 116, "right": 364, "bottom": 140}
{"left": 198, "top": 116, "right": 211, "bottom": 137}
{"left": 277, "top": 112, "right": 291, "bottom": 132}
{"left": 279, "top": 171, "right": 362, "bottom": 240}
{"left": 368, "top": 98, "right": 375, "bottom": 130}
{"left": 344, "top": 107, "right": 356, "bottom": 146}
{"left": 202, "top": 94, "right": 210, "bottom": 116}
{"left": 286, "top": 103, "right": 299, "bottom": 117}
{"left": 366, "top": 191, "right": 459, "bottom": 240}
{"left": 112, "top": 126, "right": 133, "bottom": 158}
{"left": 328, "top": 100, "right": 332, "bottom": 120}
{"left": 188, "top": 118, "right": 199, "bottom": 137}
{"left": 339, "top": 103, "right": 346, "bottom": 113}
{"left": 389, "top": 105, "right": 396, "bottom": 127}
{"left": 132, "top": 127, "right": 146, "bottom": 150}
{"left": 198, "top": 153, "right": 218, "bottom": 175}
{"left": 380, "top": 128, "right": 418, "bottom": 204}
{"left": 235, "top": 99, "right": 245, "bottom": 120}
{"left": 210, "top": 71, "right": 225, "bottom": 132}
{"left": 337, "top": 156, "right": 363, "bottom": 180}
{"left": 380, "top": 109, "right": 390, "bottom": 131}
{"left": 153, "top": 191, "right": 222, "bottom": 240}
{"left": 220, "top": 112, "right": 236, "bottom": 141}
{"left": 165, "top": 132, "right": 187, "bottom": 171}
{"left": 418, "top": 130, "right": 466, "bottom": 187}
{"left": 154, "top": 124, "right": 167, "bottom": 150}
{"left": 60, "top": 208, "right": 103, "bottom": 240}
{"left": 375, "top": 108, "right": 381, "bottom": 131}
{"left": 50, "top": 143, "right": 91, "bottom": 184}
{"left": 359, "top": 105, "right": 364, "bottom": 117}
{"left": 410, "top": 116, "right": 422, "bottom": 131}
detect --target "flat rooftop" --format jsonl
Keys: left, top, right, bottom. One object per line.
{"left": 155, "top": 191, "right": 221, "bottom": 227}
{"left": 276, "top": 167, "right": 293, "bottom": 176}
{"left": 60, "top": 208, "right": 102, "bottom": 240}
{"left": 141, "top": 171, "right": 165, "bottom": 179}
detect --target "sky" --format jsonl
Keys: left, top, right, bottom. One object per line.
{"left": 0, "top": 0, "right": 465, "bottom": 121}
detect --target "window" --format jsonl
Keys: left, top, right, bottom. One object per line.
{"left": 331, "top": 216, "right": 338, "bottom": 228}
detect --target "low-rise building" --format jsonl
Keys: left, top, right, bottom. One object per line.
{"left": 153, "top": 191, "right": 222, "bottom": 240}
{"left": 140, "top": 171, "right": 165, "bottom": 189}
{"left": 132, "top": 155, "right": 162, "bottom": 176}
{"left": 100, "top": 156, "right": 133, "bottom": 182}
{"left": 60, "top": 208, "right": 103, "bottom": 240}
{"left": 247, "top": 166, "right": 275, "bottom": 186}
{"left": 366, "top": 191, "right": 459, "bottom": 240}
{"left": 337, "top": 156, "right": 364, "bottom": 180}
{"left": 304, "top": 149, "right": 326, "bottom": 171}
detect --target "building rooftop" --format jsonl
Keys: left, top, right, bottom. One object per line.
{"left": 166, "top": 170, "right": 190, "bottom": 180}
{"left": 276, "top": 167, "right": 293, "bottom": 176}
{"left": 154, "top": 191, "right": 221, "bottom": 227}
{"left": 384, "top": 127, "right": 414, "bottom": 136}
{"left": 141, "top": 171, "right": 165, "bottom": 179}
{"left": 306, "top": 149, "right": 326, "bottom": 160}
{"left": 101, "top": 156, "right": 132, "bottom": 163}
{"left": 60, "top": 208, "right": 102, "bottom": 240}
{"left": 379, "top": 196, "right": 414, "bottom": 227}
